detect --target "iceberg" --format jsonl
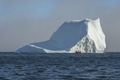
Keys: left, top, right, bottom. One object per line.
{"left": 15, "top": 18, "right": 106, "bottom": 53}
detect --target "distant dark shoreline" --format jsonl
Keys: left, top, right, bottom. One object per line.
{"left": 0, "top": 52, "right": 120, "bottom": 53}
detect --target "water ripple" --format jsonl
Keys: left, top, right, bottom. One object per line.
{"left": 0, "top": 52, "right": 120, "bottom": 80}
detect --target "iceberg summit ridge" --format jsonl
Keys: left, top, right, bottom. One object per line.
{"left": 15, "top": 18, "right": 106, "bottom": 53}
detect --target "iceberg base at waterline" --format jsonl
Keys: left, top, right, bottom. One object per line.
{"left": 15, "top": 18, "right": 106, "bottom": 53}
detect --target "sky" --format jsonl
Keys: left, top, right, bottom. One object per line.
{"left": 0, "top": 0, "right": 120, "bottom": 52}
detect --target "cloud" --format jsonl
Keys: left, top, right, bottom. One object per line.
{"left": 31, "top": 1, "right": 54, "bottom": 18}
{"left": 92, "top": 0, "right": 120, "bottom": 8}
{"left": 100, "top": 0, "right": 119, "bottom": 7}
{"left": 0, "top": 0, "right": 56, "bottom": 20}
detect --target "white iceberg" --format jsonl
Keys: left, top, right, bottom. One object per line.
{"left": 15, "top": 18, "right": 106, "bottom": 53}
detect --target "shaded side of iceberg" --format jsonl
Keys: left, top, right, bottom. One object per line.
{"left": 15, "top": 18, "right": 106, "bottom": 53}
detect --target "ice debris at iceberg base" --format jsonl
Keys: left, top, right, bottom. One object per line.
{"left": 15, "top": 18, "right": 106, "bottom": 53}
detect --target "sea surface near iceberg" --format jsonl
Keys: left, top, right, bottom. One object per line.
{"left": 0, "top": 52, "right": 120, "bottom": 80}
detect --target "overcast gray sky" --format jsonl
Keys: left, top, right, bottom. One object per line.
{"left": 0, "top": 0, "right": 120, "bottom": 52}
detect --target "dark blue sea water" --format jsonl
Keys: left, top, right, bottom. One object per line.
{"left": 0, "top": 52, "right": 120, "bottom": 80}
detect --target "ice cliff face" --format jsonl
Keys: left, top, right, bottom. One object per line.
{"left": 15, "top": 18, "right": 106, "bottom": 53}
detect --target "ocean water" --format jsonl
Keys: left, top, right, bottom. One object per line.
{"left": 0, "top": 52, "right": 120, "bottom": 80}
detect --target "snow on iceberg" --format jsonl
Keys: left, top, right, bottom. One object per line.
{"left": 15, "top": 18, "right": 106, "bottom": 53}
